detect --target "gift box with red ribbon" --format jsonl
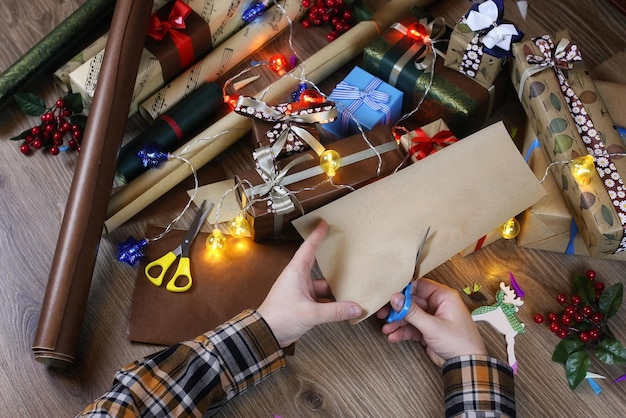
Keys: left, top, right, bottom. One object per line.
{"left": 362, "top": 13, "right": 508, "bottom": 138}
{"left": 234, "top": 125, "right": 405, "bottom": 241}
{"left": 511, "top": 30, "right": 626, "bottom": 258}
{"left": 398, "top": 118, "right": 458, "bottom": 163}
{"left": 443, "top": 0, "right": 523, "bottom": 89}
{"left": 69, "top": 0, "right": 249, "bottom": 115}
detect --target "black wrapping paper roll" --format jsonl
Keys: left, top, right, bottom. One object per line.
{"left": 116, "top": 81, "right": 223, "bottom": 184}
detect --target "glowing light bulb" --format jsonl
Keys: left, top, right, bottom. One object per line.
{"left": 206, "top": 229, "right": 226, "bottom": 251}
{"left": 224, "top": 94, "right": 240, "bottom": 110}
{"left": 269, "top": 53, "right": 288, "bottom": 75}
{"left": 570, "top": 154, "right": 595, "bottom": 186}
{"left": 407, "top": 23, "right": 430, "bottom": 44}
{"left": 228, "top": 215, "right": 250, "bottom": 238}
{"left": 499, "top": 218, "right": 520, "bottom": 240}
{"left": 320, "top": 150, "right": 341, "bottom": 177}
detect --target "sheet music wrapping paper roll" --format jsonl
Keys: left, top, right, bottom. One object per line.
{"left": 138, "top": 0, "right": 307, "bottom": 122}
{"left": 32, "top": 0, "right": 154, "bottom": 368}
{"left": 69, "top": 0, "right": 252, "bottom": 116}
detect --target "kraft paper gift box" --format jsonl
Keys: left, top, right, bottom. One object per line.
{"left": 321, "top": 66, "right": 403, "bottom": 138}
{"left": 511, "top": 31, "right": 626, "bottom": 258}
{"left": 517, "top": 118, "right": 626, "bottom": 260}
{"left": 70, "top": 0, "right": 249, "bottom": 115}
{"left": 443, "top": 0, "right": 523, "bottom": 90}
{"left": 234, "top": 125, "right": 405, "bottom": 241}
{"left": 233, "top": 95, "right": 338, "bottom": 157}
{"left": 362, "top": 14, "right": 508, "bottom": 138}
{"left": 398, "top": 118, "right": 457, "bottom": 163}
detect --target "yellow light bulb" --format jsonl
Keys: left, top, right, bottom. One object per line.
{"left": 570, "top": 154, "right": 595, "bottom": 186}
{"left": 320, "top": 149, "right": 341, "bottom": 177}
{"left": 228, "top": 215, "right": 250, "bottom": 238}
{"left": 499, "top": 218, "right": 520, "bottom": 240}
{"left": 206, "top": 229, "right": 226, "bottom": 251}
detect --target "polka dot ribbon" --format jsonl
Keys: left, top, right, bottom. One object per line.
{"left": 526, "top": 35, "right": 626, "bottom": 253}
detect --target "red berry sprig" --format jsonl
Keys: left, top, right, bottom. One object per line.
{"left": 10, "top": 92, "right": 86, "bottom": 156}
{"left": 534, "top": 269, "right": 626, "bottom": 389}
{"left": 300, "top": 0, "right": 368, "bottom": 42}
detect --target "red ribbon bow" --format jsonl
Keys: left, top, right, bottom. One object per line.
{"left": 147, "top": 0, "right": 195, "bottom": 68}
{"left": 409, "top": 128, "right": 457, "bottom": 160}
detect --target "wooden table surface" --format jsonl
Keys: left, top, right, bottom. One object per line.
{"left": 1, "top": 0, "right": 625, "bottom": 416}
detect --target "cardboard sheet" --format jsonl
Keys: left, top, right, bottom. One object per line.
{"left": 292, "top": 122, "right": 546, "bottom": 321}
{"left": 127, "top": 226, "right": 301, "bottom": 345}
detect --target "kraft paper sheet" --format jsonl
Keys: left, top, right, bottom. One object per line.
{"left": 292, "top": 122, "right": 546, "bottom": 321}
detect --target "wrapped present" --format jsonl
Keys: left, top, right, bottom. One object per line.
{"left": 511, "top": 31, "right": 626, "bottom": 257}
{"left": 399, "top": 118, "right": 457, "bottom": 163}
{"left": 443, "top": 0, "right": 522, "bottom": 89}
{"left": 321, "top": 66, "right": 403, "bottom": 138}
{"left": 516, "top": 119, "right": 626, "bottom": 260}
{"left": 69, "top": 0, "right": 249, "bottom": 115}
{"left": 233, "top": 95, "right": 337, "bottom": 157}
{"left": 363, "top": 14, "right": 508, "bottom": 138}
{"left": 234, "top": 125, "right": 405, "bottom": 241}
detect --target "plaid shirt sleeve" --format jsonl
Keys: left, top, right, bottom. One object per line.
{"left": 442, "top": 355, "right": 516, "bottom": 418}
{"left": 77, "top": 310, "right": 286, "bottom": 417}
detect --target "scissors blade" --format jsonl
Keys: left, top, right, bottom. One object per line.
{"left": 180, "top": 200, "right": 213, "bottom": 256}
{"left": 414, "top": 226, "right": 431, "bottom": 278}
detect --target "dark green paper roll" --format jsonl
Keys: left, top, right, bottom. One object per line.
{"left": 0, "top": 0, "right": 115, "bottom": 108}
{"left": 116, "top": 81, "right": 223, "bottom": 184}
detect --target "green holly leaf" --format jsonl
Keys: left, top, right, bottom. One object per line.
{"left": 596, "top": 339, "right": 626, "bottom": 365}
{"left": 70, "top": 114, "right": 88, "bottom": 130}
{"left": 63, "top": 92, "right": 83, "bottom": 114}
{"left": 552, "top": 336, "right": 585, "bottom": 364}
{"left": 572, "top": 274, "right": 595, "bottom": 306}
{"left": 9, "top": 128, "right": 32, "bottom": 141}
{"left": 598, "top": 283, "right": 623, "bottom": 318}
{"left": 565, "top": 351, "right": 590, "bottom": 389}
{"left": 14, "top": 92, "right": 46, "bottom": 116}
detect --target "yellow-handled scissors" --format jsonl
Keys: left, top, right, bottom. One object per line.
{"left": 144, "top": 200, "right": 212, "bottom": 292}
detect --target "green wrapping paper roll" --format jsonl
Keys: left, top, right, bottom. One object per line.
{"left": 116, "top": 82, "right": 223, "bottom": 184}
{"left": 0, "top": 0, "right": 115, "bottom": 108}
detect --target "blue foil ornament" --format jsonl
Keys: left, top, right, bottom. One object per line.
{"left": 117, "top": 237, "right": 149, "bottom": 266}
{"left": 242, "top": 2, "right": 267, "bottom": 23}
{"left": 291, "top": 83, "right": 308, "bottom": 102}
{"left": 138, "top": 145, "right": 168, "bottom": 168}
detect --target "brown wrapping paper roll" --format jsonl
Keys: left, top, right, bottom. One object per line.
{"left": 32, "top": 0, "right": 154, "bottom": 368}
{"left": 104, "top": 0, "right": 437, "bottom": 234}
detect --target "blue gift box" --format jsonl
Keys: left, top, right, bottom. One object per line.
{"left": 322, "top": 66, "right": 403, "bottom": 138}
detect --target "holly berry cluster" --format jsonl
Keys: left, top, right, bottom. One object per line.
{"left": 11, "top": 92, "right": 86, "bottom": 156}
{"left": 300, "top": 0, "right": 368, "bottom": 42}
{"left": 534, "top": 269, "right": 625, "bottom": 389}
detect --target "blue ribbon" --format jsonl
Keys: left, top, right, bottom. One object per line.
{"left": 523, "top": 138, "right": 541, "bottom": 163}
{"left": 565, "top": 219, "right": 579, "bottom": 255}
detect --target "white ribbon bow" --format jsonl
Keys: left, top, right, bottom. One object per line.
{"left": 465, "top": 0, "right": 517, "bottom": 51}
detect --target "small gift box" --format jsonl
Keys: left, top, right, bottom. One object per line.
{"left": 69, "top": 0, "right": 248, "bottom": 115}
{"left": 399, "top": 118, "right": 458, "bottom": 163}
{"left": 321, "top": 66, "right": 403, "bottom": 138}
{"left": 234, "top": 125, "right": 406, "bottom": 241}
{"left": 511, "top": 30, "right": 626, "bottom": 257}
{"left": 444, "top": 0, "right": 522, "bottom": 89}
{"left": 363, "top": 14, "right": 508, "bottom": 138}
{"left": 233, "top": 95, "right": 337, "bottom": 157}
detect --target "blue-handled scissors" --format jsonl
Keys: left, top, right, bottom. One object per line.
{"left": 144, "top": 200, "right": 212, "bottom": 293}
{"left": 387, "top": 226, "right": 431, "bottom": 323}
